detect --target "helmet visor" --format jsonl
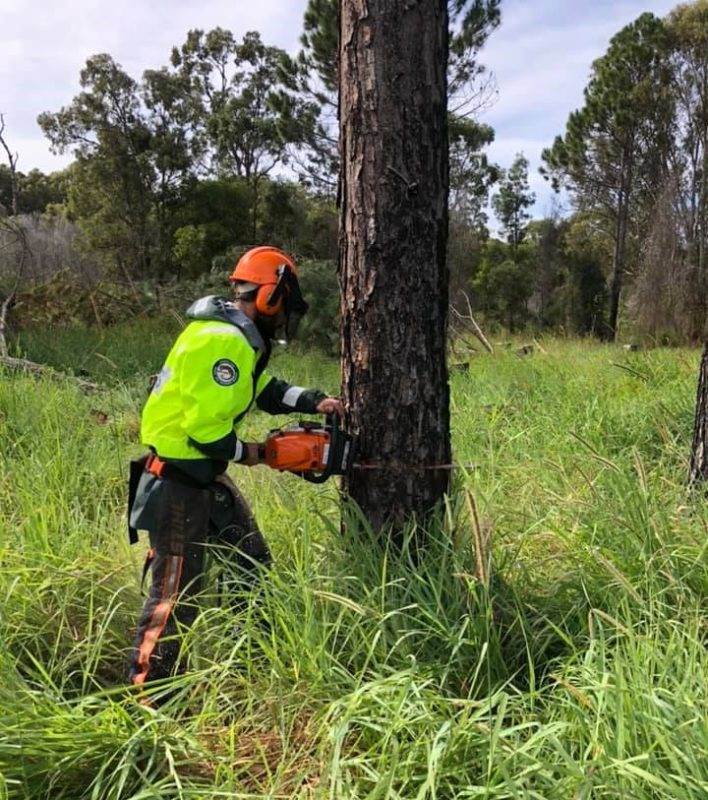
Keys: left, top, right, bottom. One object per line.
{"left": 270, "top": 265, "right": 309, "bottom": 340}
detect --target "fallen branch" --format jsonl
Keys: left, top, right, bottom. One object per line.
{"left": 0, "top": 355, "right": 99, "bottom": 392}
{"left": 451, "top": 293, "right": 494, "bottom": 354}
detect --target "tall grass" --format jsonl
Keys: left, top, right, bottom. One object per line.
{"left": 0, "top": 335, "right": 705, "bottom": 798}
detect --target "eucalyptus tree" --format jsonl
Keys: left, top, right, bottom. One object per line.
{"left": 170, "top": 28, "right": 319, "bottom": 238}
{"left": 39, "top": 55, "right": 159, "bottom": 277}
{"left": 541, "top": 13, "right": 674, "bottom": 340}
{"left": 492, "top": 153, "right": 535, "bottom": 251}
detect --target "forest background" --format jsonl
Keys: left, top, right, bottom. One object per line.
{"left": 1, "top": 0, "right": 706, "bottom": 351}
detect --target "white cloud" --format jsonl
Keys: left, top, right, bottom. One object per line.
{"left": 0, "top": 0, "right": 307, "bottom": 172}
{"left": 479, "top": 0, "right": 678, "bottom": 220}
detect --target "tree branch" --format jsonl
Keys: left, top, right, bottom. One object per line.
{"left": 0, "top": 113, "right": 20, "bottom": 216}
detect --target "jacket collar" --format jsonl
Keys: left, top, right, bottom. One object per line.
{"left": 186, "top": 295, "right": 266, "bottom": 353}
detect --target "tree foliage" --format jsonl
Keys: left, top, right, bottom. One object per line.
{"left": 665, "top": 1, "right": 708, "bottom": 341}
{"left": 37, "top": 32, "right": 325, "bottom": 279}
{"left": 297, "top": 0, "right": 501, "bottom": 188}
{"left": 473, "top": 238, "right": 535, "bottom": 331}
{"left": 0, "top": 166, "right": 67, "bottom": 216}
{"left": 492, "top": 153, "right": 535, "bottom": 250}
{"left": 541, "top": 12, "right": 674, "bottom": 339}
{"left": 38, "top": 54, "right": 191, "bottom": 277}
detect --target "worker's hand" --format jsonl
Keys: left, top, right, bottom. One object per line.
{"left": 241, "top": 442, "right": 265, "bottom": 466}
{"left": 316, "top": 397, "right": 344, "bottom": 418}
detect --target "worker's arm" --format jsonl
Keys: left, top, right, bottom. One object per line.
{"left": 255, "top": 371, "right": 329, "bottom": 415}
{"left": 180, "top": 330, "right": 257, "bottom": 463}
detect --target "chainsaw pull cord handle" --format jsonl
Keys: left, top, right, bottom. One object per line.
{"left": 301, "top": 413, "right": 338, "bottom": 484}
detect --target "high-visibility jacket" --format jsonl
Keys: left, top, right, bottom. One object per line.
{"left": 140, "top": 296, "right": 326, "bottom": 477}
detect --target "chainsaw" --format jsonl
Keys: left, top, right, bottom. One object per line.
{"left": 263, "top": 414, "right": 354, "bottom": 483}
{"left": 263, "top": 415, "right": 475, "bottom": 481}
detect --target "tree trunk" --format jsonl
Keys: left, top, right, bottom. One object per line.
{"left": 689, "top": 342, "right": 708, "bottom": 485}
{"left": 339, "top": 0, "right": 451, "bottom": 536}
{"left": 697, "top": 103, "right": 707, "bottom": 342}
{"left": 606, "top": 148, "right": 633, "bottom": 341}
{"left": 251, "top": 176, "right": 261, "bottom": 244}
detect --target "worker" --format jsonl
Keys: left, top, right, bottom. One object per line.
{"left": 127, "top": 245, "right": 342, "bottom": 687}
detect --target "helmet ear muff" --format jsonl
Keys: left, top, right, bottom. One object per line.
{"left": 255, "top": 283, "right": 282, "bottom": 316}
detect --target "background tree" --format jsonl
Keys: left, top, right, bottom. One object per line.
{"left": 676, "top": 4, "right": 708, "bottom": 487}
{"left": 524, "top": 216, "right": 565, "bottom": 327}
{"left": 299, "top": 0, "right": 500, "bottom": 189}
{"left": 0, "top": 114, "right": 19, "bottom": 216}
{"left": 667, "top": 1, "right": 708, "bottom": 342}
{"left": 0, "top": 117, "right": 30, "bottom": 355}
{"left": 449, "top": 119, "right": 498, "bottom": 231}
{"left": 37, "top": 33, "right": 333, "bottom": 282}
{"left": 171, "top": 177, "right": 252, "bottom": 278}
{"left": 560, "top": 212, "right": 610, "bottom": 335}
{"left": 448, "top": 118, "right": 498, "bottom": 302}
{"left": 38, "top": 54, "right": 176, "bottom": 278}
{"left": 613, "top": 2, "right": 708, "bottom": 344}
{"left": 542, "top": 12, "right": 673, "bottom": 340}
{"left": 13, "top": 169, "right": 67, "bottom": 214}
{"left": 296, "top": 0, "right": 341, "bottom": 192}
{"left": 339, "top": 0, "right": 451, "bottom": 535}
{"left": 492, "top": 152, "right": 535, "bottom": 251}
{"left": 171, "top": 29, "right": 319, "bottom": 238}
{"left": 473, "top": 238, "right": 535, "bottom": 331}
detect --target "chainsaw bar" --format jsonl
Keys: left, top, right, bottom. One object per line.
{"left": 265, "top": 414, "right": 475, "bottom": 482}
{"left": 351, "top": 462, "right": 476, "bottom": 471}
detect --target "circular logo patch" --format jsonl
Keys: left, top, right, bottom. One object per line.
{"left": 212, "top": 359, "right": 239, "bottom": 386}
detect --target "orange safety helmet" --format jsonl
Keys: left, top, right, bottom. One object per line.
{"left": 229, "top": 246, "right": 299, "bottom": 317}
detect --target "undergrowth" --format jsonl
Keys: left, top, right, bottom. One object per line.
{"left": 0, "top": 336, "right": 705, "bottom": 798}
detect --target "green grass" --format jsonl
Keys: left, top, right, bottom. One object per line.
{"left": 0, "top": 333, "right": 706, "bottom": 798}
{"left": 13, "top": 318, "right": 183, "bottom": 384}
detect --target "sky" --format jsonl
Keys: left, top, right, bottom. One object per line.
{"left": 0, "top": 0, "right": 680, "bottom": 218}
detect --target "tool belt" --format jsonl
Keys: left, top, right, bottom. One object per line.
{"left": 145, "top": 452, "right": 167, "bottom": 479}
{"left": 144, "top": 451, "right": 204, "bottom": 487}
{"left": 127, "top": 451, "right": 205, "bottom": 544}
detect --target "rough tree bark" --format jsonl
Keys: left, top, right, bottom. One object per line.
{"left": 339, "top": 0, "right": 451, "bottom": 535}
{"left": 689, "top": 342, "right": 708, "bottom": 484}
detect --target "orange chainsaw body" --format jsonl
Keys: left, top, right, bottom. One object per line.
{"left": 264, "top": 425, "right": 331, "bottom": 473}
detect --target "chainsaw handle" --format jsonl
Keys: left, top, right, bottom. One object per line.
{"left": 304, "top": 412, "right": 347, "bottom": 484}
{"left": 301, "top": 412, "right": 338, "bottom": 484}
{"left": 302, "top": 469, "right": 330, "bottom": 484}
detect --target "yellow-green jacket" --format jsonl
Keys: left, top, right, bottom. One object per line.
{"left": 140, "top": 295, "right": 326, "bottom": 482}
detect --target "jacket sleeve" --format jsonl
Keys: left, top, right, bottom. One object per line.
{"left": 255, "top": 370, "right": 327, "bottom": 416}
{"left": 179, "top": 329, "right": 255, "bottom": 462}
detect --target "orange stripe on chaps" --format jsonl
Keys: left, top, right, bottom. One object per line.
{"left": 132, "top": 554, "right": 184, "bottom": 685}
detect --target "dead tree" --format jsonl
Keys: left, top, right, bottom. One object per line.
{"left": 450, "top": 291, "right": 494, "bottom": 355}
{"left": 0, "top": 114, "right": 19, "bottom": 216}
{"left": 339, "top": 0, "right": 451, "bottom": 535}
{"left": 689, "top": 343, "right": 708, "bottom": 485}
{"left": 0, "top": 217, "right": 29, "bottom": 357}
{"left": 0, "top": 117, "right": 27, "bottom": 356}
